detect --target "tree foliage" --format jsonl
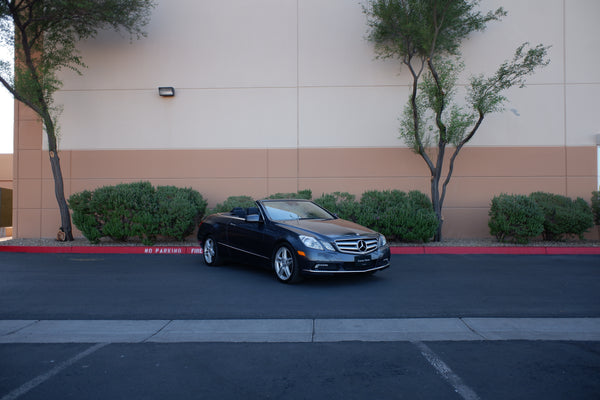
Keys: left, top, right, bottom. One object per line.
{"left": 0, "top": 0, "right": 155, "bottom": 240}
{"left": 364, "top": 0, "right": 550, "bottom": 241}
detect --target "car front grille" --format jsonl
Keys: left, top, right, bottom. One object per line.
{"left": 335, "top": 237, "right": 378, "bottom": 254}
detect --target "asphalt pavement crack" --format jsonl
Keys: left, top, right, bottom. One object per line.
{"left": 0, "top": 320, "right": 39, "bottom": 337}
{"left": 142, "top": 320, "right": 173, "bottom": 343}
{"left": 459, "top": 318, "right": 487, "bottom": 340}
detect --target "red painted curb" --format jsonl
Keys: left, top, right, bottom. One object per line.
{"left": 390, "top": 246, "right": 600, "bottom": 255}
{"left": 424, "top": 246, "right": 548, "bottom": 255}
{"left": 391, "top": 247, "right": 425, "bottom": 255}
{"left": 1, "top": 245, "right": 599, "bottom": 255}
{"left": 0, "top": 246, "right": 204, "bottom": 255}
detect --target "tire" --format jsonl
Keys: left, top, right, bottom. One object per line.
{"left": 203, "top": 236, "right": 220, "bottom": 266}
{"left": 272, "top": 244, "right": 302, "bottom": 283}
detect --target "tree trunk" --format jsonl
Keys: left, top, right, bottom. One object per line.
{"left": 48, "top": 150, "right": 73, "bottom": 241}
{"left": 431, "top": 175, "right": 443, "bottom": 242}
{"left": 44, "top": 114, "right": 74, "bottom": 241}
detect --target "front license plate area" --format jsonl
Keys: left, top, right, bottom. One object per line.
{"left": 354, "top": 254, "right": 371, "bottom": 266}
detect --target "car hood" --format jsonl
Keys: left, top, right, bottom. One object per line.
{"left": 275, "top": 218, "right": 377, "bottom": 239}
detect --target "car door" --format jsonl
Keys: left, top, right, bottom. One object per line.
{"left": 225, "top": 213, "right": 270, "bottom": 262}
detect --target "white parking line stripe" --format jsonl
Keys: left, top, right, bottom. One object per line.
{"left": 413, "top": 341, "right": 481, "bottom": 400}
{"left": 0, "top": 343, "right": 108, "bottom": 400}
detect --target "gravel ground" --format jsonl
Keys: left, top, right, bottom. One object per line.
{"left": 1, "top": 236, "right": 599, "bottom": 247}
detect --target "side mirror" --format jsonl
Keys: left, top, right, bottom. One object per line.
{"left": 245, "top": 214, "right": 261, "bottom": 223}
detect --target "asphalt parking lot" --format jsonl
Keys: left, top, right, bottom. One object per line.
{"left": 2, "top": 341, "right": 599, "bottom": 400}
{"left": 1, "top": 253, "right": 599, "bottom": 399}
{"left": 1, "top": 253, "right": 599, "bottom": 320}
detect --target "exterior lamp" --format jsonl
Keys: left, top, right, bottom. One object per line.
{"left": 158, "top": 87, "right": 175, "bottom": 97}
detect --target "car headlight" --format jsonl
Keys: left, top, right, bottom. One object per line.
{"left": 300, "top": 235, "right": 335, "bottom": 251}
{"left": 378, "top": 234, "right": 387, "bottom": 247}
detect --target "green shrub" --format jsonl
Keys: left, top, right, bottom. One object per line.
{"left": 76, "top": 181, "right": 157, "bottom": 243}
{"left": 211, "top": 189, "right": 437, "bottom": 242}
{"left": 69, "top": 182, "right": 206, "bottom": 245}
{"left": 357, "top": 190, "right": 406, "bottom": 235}
{"left": 592, "top": 191, "right": 600, "bottom": 226}
{"left": 488, "top": 194, "right": 544, "bottom": 244}
{"left": 313, "top": 192, "right": 361, "bottom": 221}
{"left": 571, "top": 197, "right": 595, "bottom": 238}
{"left": 316, "top": 189, "right": 438, "bottom": 242}
{"left": 212, "top": 191, "right": 314, "bottom": 214}
{"left": 211, "top": 196, "right": 256, "bottom": 214}
{"left": 357, "top": 190, "right": 438, "bottom": 242}
{"left": 69, "top": 190, "right": 103, "bottom": 243}
{"left": 267, "top": 189, "right": 312, "bottom": 200}
{"left": 530, "top": 192, "right": 594, "bottom": 240}
{"left": 156, "top": 186, "right": 207, "bottom": 241}
{"left": 404, "top": 191, "right": 440, "bottom": 240}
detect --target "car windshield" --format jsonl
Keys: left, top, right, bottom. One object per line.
{"left": 261, "top": 200, "right": 335, "bottom": 221}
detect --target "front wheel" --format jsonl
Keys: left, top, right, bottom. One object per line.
{"left": 273, "top": 244, "right": 302, "bottom": 283}
{"left": 203, "top": 236, "right": 220, "bottom": 266}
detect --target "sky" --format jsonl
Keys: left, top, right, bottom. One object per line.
{"left": 0, "top": 84, "right": 12, "bottom": 154}
{"left": 0, "top": 41, "right": 13, "bottom": 154}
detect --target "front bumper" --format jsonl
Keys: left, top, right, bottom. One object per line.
{"left": 298, "top": 246, "right": 391, "bottom": 275}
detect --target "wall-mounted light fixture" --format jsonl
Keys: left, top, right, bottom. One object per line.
{"left": 158, "top": 87, "right": 175, "bottom": 97}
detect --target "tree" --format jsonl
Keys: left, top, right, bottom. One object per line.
{"left": 0, "top": 0, "right": 155, "bottom": 240}
{"left": 363, "top": 0, "right": 549, "bottom": 241}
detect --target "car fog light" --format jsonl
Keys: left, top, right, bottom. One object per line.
{"left": 322, "top": 241, "right": 335, "bottom": 251}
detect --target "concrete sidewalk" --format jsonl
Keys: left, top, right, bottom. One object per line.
{"left": 2, "top": 318, "right": 599, "bottom": 343}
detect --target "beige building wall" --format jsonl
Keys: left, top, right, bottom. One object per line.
{"left": 12, "top": 0, "right": 600, "bottom": 239}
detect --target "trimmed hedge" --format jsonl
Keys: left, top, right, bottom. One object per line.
{"left": 592, "top": 191, "right": 600, "bottom": 226}
{"left": 488, "top": 194, "right": 544, "bottom": 244}
{"left": 355, "top": 190, "right": 438, "bottom": 243}
{"left": 69, "top": 182, "right": 206, "bottom": 245}
{"left": 489, "top": 192, "right": 594, "bottom": 243}
{"left": 156, "top": 186, "right": 207, "bottom": 240}
{"left": 313, "top": 192, "right": 361, "bottom": 221}
{"left": 530, "top": 192, "right": 594, "bottom": 240}
{"left": 211, "top": 196, "right": 256, "bottom": 214}
{"left": 267, "top": 189, "right": 312, "bottom": 200}
{"left": 210, "top": 191, "right": 313, "bottom": 214}
{"left": 212, "top": 189, "right": 437, "bottom": 243}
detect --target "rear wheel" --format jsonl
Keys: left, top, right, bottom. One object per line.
{"left": 273, "top": 244, "right": 302, "bottom": 283}
{"left": 203, "top": 236, "right": 220, "bottom": 266}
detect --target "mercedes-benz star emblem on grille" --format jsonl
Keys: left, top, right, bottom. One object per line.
{"left": 357, "top": 240, "right": 367, "bottom": 252}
